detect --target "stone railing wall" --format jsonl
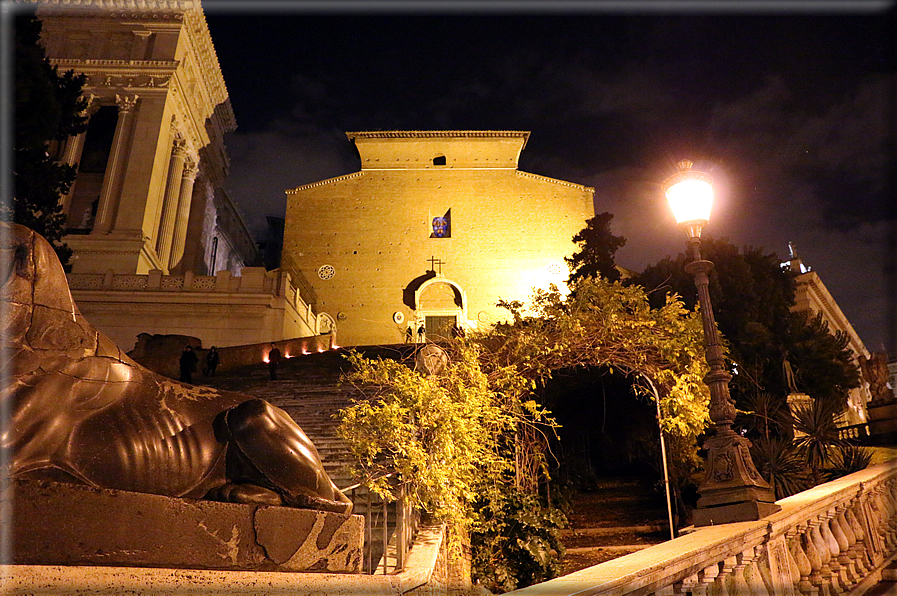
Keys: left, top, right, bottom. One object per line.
{"left": 508, "top": 460, "right": 897, "bottom": 596}
{"left": 67, "top": 267, "right": 320, "bottom": 350}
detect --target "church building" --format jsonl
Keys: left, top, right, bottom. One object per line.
{"left": 283, "top": 131, "right": 595, "bottom": 347}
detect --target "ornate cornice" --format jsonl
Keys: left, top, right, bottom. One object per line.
{"left": 347, "top": 130, "right": 530, "bottom": 141}
{"left": 515, "top": 170, "right": 594, "bottom": 193}
{"left": 30, "top": 0, "right": 199, "bottom": 14}
{"left": 286, "top": 172, "right": 365, "bottom": 193}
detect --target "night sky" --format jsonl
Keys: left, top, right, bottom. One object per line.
{"left": 203, "top": 1, "right": 896, "bottom": 353}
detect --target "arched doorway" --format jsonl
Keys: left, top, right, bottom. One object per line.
{"left": 414, "top": 278, "right": 467, "bottom": 340}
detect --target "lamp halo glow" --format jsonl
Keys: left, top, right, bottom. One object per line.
{"left": 663, "top": 160, "right": 714, "bottom": 230}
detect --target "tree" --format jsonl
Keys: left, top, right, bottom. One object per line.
{"left": 338, "top": 276, "right": 711, "bottom": 589}
{"left": 6, "top": 15, "right": 88, "bottom": 265}
{"left": 566, "top": 212, "right": 626, "bottom": 283}
{"left": 630, "top": 237, "right": 859, "bottom": 422}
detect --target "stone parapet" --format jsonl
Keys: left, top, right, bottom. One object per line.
{"left": 67, "top": 267, "right": 320, "bottom": 351}
{"left": 505, "top": 458, "right": 897, "bottom": 596}
{"left": 0, "top": 523, "right": 449, "bottom": 595}
{"left": 7, "top": 479, "right": 363, "bottom": 574}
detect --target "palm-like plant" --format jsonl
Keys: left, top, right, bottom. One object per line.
{"left": 791, "top": 398, "right": 845, "bottom": 485}
{"left": 750, "top": 435, "right": 812, "bottom": 499}
{"left": 824, "top": 444, "right": 873, "bottom": 482}
{"left": 737, "top": 391, "right": 791, "bottom": 440}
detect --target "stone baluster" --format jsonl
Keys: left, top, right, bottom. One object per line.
{"left": 93, "top": 94, "right": 138, "bottom": 234}
{"left": 830, "top": 508, "right": 857, "bottom": 587}
{"left": 800, "top": 529, "right": 823, "bottom": 596}
{"left": 869, "top": 485, "right": 889, "bottom": 553}
{"left": 845, "top": 501, "right": 872, "bottom": 574}
{"left": 731, "top": 549, "right": 756, "bottom": 596}
{"left": 809, "top": 522, "right": 834, "bottom": 596}
{"left": 691, "top": 564, "right": 719, "bottom": 596}
{"left": 820, "top": 514, "right": 847, "bottom": 593}
{"left": 713, "top": 556, "right": 737, "bottom": 596}
{"left": 833, "top": 507, "right": 860, "bottom": 586}
{"left": 847, "top": 492, "right": 877, "bottom": 575}
{"left": 787, "top": 527, "right": 815, "bottom": 596}
{"left": 751, "top": 544, "right": 773, "bottom": 596}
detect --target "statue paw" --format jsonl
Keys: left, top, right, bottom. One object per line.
{"left": 205, "top": 483, "right": 283, "bottom": 506}
{"left": 283, "top": 491, "right": 354, "bottom": 514}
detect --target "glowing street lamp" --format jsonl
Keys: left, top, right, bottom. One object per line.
{"left": 663, "top": 160, "right": 780, "bottom": 525}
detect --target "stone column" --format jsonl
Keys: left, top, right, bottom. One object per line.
{"left": 92, "top": 94, "right": 138, "bottom": 235}
{"left": 59, "top": 131, "right": 86, "bottom": 214}
{"left": 155, "top": 139, "right": 187, "bottom": 269}
{"left": 59, "top": 95, "right": 98, "bottom": 215}
{"left": 167, "top": 160, "right": 198, "bottom": 272}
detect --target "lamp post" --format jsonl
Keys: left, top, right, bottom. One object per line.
{"left": 663, "top": 160, "right": 780, "bottom": 525}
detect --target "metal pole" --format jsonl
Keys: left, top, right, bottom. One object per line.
{"left": 642, "top": 374, "right": 675, "bottom": 540}
{"left": 685, "top": 237, "right": 779, "bottom": 524}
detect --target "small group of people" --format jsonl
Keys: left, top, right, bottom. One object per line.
{"left": 178, "top": 345, "right": 220, "bottom": 384}
{"left": 405, "top": 323, "right": 428, "bottom": 344}
{"left": 404, "top": 321, "right": 466, "bottom": 343}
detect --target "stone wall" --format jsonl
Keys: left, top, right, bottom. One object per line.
{"left": 283, "top": 130, "right": 594, "bottom": 347}
{"left": 69, "top": 267, "right": 318, "bottom": 351}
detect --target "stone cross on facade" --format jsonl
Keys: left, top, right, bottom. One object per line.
{"left": 427, "top": 256, "right": 444, "bottom": 275}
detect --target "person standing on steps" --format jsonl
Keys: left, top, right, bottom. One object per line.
{"left": 417, "top": 323, "right": 426, "bottom": 344}
{"left": 205, "top": 346, "right": 220, "bottom": 376}
{"left": 268, "top": 343, "right": 282, "bottom": 381}
{"left": 179, "top": 345, "right": 198, "bottom": 384}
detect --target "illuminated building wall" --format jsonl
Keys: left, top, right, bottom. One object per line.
{"left": 284, "top": 131, "right": 595, "bottom": 346}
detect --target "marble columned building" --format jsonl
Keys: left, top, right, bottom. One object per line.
{"left": 31, "top": 0, "right": 318, "bottom": 351}
{"left": 36, "top": 0, "right": 256, "bottom": 276}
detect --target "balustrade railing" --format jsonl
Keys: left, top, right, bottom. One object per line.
{"left": 344, "top": 477, "right": 419, "bottom": 575}
{"left": 507, "top": 460, "right": 897, "bottom": 596}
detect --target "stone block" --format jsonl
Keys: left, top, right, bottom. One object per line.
{"left": 7, "top": 479, "right": 363, "bottom": 573}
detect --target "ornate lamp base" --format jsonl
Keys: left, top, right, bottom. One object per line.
{"left": 693, "top": 432, "right": 780, "bottom": 525}
{"left": 694, "top": 429, "right": 781, "bottom": 526}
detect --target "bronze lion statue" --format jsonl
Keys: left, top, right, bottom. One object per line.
{"left": 1, "top": 222, "right": 351, "bottom": 513}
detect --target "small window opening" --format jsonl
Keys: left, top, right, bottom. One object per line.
{"left": 433, "top": 155, "right": 446, "bottom": 166}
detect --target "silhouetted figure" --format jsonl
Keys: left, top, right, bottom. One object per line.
{"left": 268, "top": 344, "right": 282, "bottom": 380}
{"left": 405, "top": 325, "right": 413, "bottom": 343}
{"left": 417, "top": 323, "right": 426, "bottom": 343}
{"left": 205, "top": 346, "right": 220, "bottom": 376}
{"left": 179, "top": 345, "right": 198, "bottom": 384}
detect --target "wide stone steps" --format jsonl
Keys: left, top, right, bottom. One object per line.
{"left": 559, "top": 476, "right": 671, "bottom": 574}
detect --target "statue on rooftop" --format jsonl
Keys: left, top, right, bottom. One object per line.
{"left": 1, "top": 222, "right": 352, "bottom": 514}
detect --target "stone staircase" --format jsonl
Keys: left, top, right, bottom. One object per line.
{"left": 559, "top": 476, "right": 672, "bottom": 575}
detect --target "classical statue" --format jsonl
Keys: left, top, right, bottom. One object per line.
{"left": 1, "top": 223, "right": 352, "bottom": 513}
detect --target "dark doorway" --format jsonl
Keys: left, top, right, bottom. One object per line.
{"left": 425, "top": 315, "right": 456, "bottom": 341}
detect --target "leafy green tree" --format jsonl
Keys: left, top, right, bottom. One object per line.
{"left": 338, "top": 276, "right": 711, "bottom": 589}
{"left": 7, "top": 15, "right": 88, "bottom": 265}
{"left": 566, "top": 212, "right": 627, "bottom": 283}
{"left": 630, "top": 237, "right": 858, "bottom": 418}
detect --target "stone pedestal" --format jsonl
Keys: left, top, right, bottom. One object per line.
{"left": 867, "top": 400, "right": 897, "bottom": 443}
{"left": 6, "top": 479, "right": 362, "bottom": 573}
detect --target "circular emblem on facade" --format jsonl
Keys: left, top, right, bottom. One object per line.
{"left": 317, "top": 265, "right": 335, "bottom": 280}
{"left": 337, "top": 311, "right": 347, "bottom": 321}
{"left": 393, "top": 311, "right": 405, "bottom": 324}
